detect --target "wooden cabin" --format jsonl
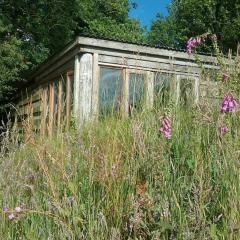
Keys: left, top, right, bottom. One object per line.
{"left": 16, "top": 36, "right": 219, "bottom": 136}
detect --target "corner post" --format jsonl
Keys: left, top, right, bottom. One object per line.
{"left": 79, "top": 53, "right": 93, "bottom": 125}
{"left": 145, "top": 71, "right": 154, "bottom": 109}
{"left": 74, "top": 54, "right": 81, "bottom": 125}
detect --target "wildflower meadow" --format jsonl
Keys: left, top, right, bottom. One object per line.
{"left": 0, "top": 35, "right": 240, "bottom": 239}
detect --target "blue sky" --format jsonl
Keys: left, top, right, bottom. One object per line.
{"left": 129, "top": 0, "right": 171, "bottom": 29}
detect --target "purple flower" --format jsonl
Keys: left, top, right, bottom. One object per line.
{"left": 8, "top": 213, "right": 14, "bottom": 220}
{"left": 15, "top": 207, "right": 22, "bottom": 213}
{"left": 3, "top": 207, "right": 9, "bottom": 213}
{"left": 187, "top": 37, "right": 202, "bottom": 55}
{"left": 160, "top": 117, "right": 172, "bottom": 139}
{"left": 219, "top": 126, "right": 228, "bottom": 137}
{"left": 220, "top": 94, "right": 238, "bottom": 113}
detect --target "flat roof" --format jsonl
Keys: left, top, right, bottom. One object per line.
{"left": 28, "top": 36, "right": 217, "bottom": 81}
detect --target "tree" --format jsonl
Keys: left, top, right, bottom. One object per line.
{"left": 0, "top": 20, "right": 27, "bottom": 109}
{"left": 148, "top": 0, "right": 240, "bottom": 53}
{"left": 0, "top": 0, "right": 144, "bottom": 109}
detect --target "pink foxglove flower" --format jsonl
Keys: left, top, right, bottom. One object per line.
{"left": 187, "top": 37, "right": 202, "bottom": 55}
{"left": 8, "top": 213, "right": 15, "bottom": 220}
{"left": 15, "top": 207, "right": 22, "bottom": 213}
{"left": 160, "top": 117, "right": 172, "bottom": 139}
{"left": 220, "top": 94, "right": 238, "bottom": 113}
{"left": 219, "top": 126, "right": 228, "bottom": 137}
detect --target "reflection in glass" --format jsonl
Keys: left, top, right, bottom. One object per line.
{"left": 154, "top": 72, "right": 173, "bottom": 106}
{"left": 99, "top": 67, "right": 122, "bottom": 115}
{"left": 129, "top": 73, "right": 145, "bottom": 112}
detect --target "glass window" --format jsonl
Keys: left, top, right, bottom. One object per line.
{"left": 154, "top": 72, "right": 174, "bottom": 107}
{"left": 129, "top": 73, "right": 145, "bottom": 112}
{"left": 179, "top": 77, "right": 195, "bottom": 106}
{"left": 99, "top": 67, "right": 122, "bottom": 115}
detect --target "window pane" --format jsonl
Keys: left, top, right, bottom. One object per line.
{"left": 154, "top": 72, "right": 174, "bottom": 107}
{"left": 129, "top": 73, "right": 145, "bottom": 111}
{"left": 179, "top": 77, "right": 195, "bottom": 106}
{"left": 99, "top": 67, "right": 122, "bottom": 115}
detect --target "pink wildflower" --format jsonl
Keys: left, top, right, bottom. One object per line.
{"left": 220, "top": 94, "right": 238, "bottom": 113}
{"left": 187, "top": 37, "right": 202, "bottom": 55}
{"left": 160, "top": 117, "right": 172, "bottom": 139}
{"left": 3, "top": 207, "right": 9, "bottom": 213}
{"left": 15, "top": 207, "right": 22, "bottom": 213}
{"left": 219, "top": 126, "right": 228, "bottom": 137}
{"left": 8, "top": 213, "right": 14, "bottom": 220}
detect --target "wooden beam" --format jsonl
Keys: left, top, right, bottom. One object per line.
{"left": 57, "top": 77, "right": 62, "bottom": 132}
{"left": 92, "top": 53, "right": 99, "bottom": 120}
{"left": 48, "top": 82, "right": 54, "bottom": 138}
{"left": 79, "top": 53, "right": 93, "bottom": 125}
{"left": 66, "top": 72, "right": 71, "bottom": 129}
{"left": 145, "top": 71, "right": 154, "bottom": 109}
{"left": 74, "top": 54, "right": 81, "bottom": 125}
{"left": 77, "top": 36, "right": 218, "bottom": 64}
{"left": 122, "top": 68, "right": 129, "bottom": 117}
{"left": 175, "top": 75, "right": 181, "bottom": 104}
{"left": 194, "top": 76, "right": 200, "bottom": 104}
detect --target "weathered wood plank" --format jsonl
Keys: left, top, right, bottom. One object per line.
{"left": 98, "top": 58, "right": 204, "bottom": 75}
{"left": 74, "top": 54, "right": 81, "bottom": 125}
{"left": 96, "top": 51, "right": 219, "bottom": 70}
{"left": 122, "top": 68, "right": 129, "bottom": 117}
{"left": 92, "top": 53, "right": 99, "bottom": 120}
{"left": 66, "top": 72, "right": 71, "bottom": 129}
{"left": 77, "top": 37, "right": 218, "bottom": 63}
{"left": 40, "top": 87, "right": 47, "bottom": 136}
{"left": 48, "top": 82, "right": 54, "bottom": 138}
{"left": 194, "top": 77, "right": 200, "bottom": 104}
{"left": 146, "top": 71, "right": 154, "bottom": 109}
{"left": 18, "top": 89, "right": 42, "bottom": 107}
{"left": 79, "top": 53, "right": 93, "bottom": 125}
{"left": 57, "top": 78, "right": 62, "bottom": 130}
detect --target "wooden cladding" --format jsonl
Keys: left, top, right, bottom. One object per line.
{"left": 17, "top": 70, "right": 74, "bottom": 137}
{"left": 43, "top": 72, "right": 74, "bottom": 136}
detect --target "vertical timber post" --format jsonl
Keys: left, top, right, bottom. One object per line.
{"left": 176, "top": 75, "right": 181, "bottom": 104}
{"left": 92, "top": 53, "right": 99, "bottom": 120}
{"left": 122, "top": 68, "right": 129, "bottom": 117}
{"left": 74, "top": 54, "right": 81, "bottom": 127}
{"left": 145, "top": 71, "right": 154, "bottom": 109}
{"left": 79, "top": 53, "right": 93, "bottom": 125}
{"left": 66, "top": 72, "right": 71, "bottom": 129}
{"left": 194, "top": 76, "right": 200, "bottom": 104}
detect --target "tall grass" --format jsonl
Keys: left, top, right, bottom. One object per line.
{"left": 0, "top": 35, "right": 240, "bottom": 239}
{"left": 0, "top": 102, "right": 240, "bottom": 239}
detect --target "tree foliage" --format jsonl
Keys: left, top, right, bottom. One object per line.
{"left": 0, "top": 0, "right": 144, "bottom": 108}
{"left": 148, "top": 0, "right": 240, "bottom": 53}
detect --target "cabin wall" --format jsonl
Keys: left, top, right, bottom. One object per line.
{"left": 16, "top": 66, "right": 74, "bottom": 137}
{"left": 73, "top": 49, "right": 218, "bottom": 128}
{"left": 15, "top": 40, "right": 219, "bottom": 137}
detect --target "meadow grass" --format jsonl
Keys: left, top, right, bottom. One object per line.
{"left": 0, "top": 35, "right": 240, "bottom": 240}
{"left": 0, "top": 101, "right": 240, "bottom": 239}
